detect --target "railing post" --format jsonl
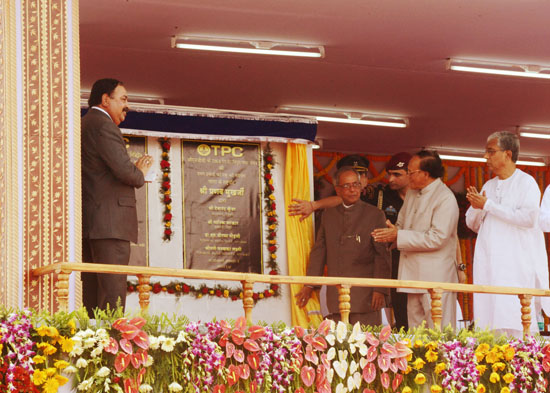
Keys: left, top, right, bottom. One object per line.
{"left": 241, "top": 280, "right": 254, "bottom": 324}
{"left": 519, "top": 294, "right": 533, "bottom": 338}
{"left": 338, "top": 284, "right": 351, "bottom": 324}
{"left": 55, "top": 269, "right": 71, "bottom": 311}
{"left": 136, "top": 275, "right": 151, "bottom": 312}
{"left": 429, "top": 288, "right": 443, "bottom": 331}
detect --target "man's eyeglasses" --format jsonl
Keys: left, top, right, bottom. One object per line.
{"left": 337, "top": 182, "right": 362, "bottom": 190}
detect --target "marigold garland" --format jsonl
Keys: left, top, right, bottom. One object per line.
{"left": 159, "top": 138, "right": 173, "bottom": 241}
{"left": 128, "top": 143, "right": 281, "bottom": 302}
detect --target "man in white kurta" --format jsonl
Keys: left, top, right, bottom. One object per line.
{"left": 466, "top": 131, "right": 548, "bottom": 338}
{"left": 373, "top": 151, "right": 459, "bottom": 329}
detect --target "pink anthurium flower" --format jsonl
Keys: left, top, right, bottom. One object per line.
{"left": 115, "top": 352, "right": 131, "bottom": 373}
{"left": 247, "top": 353, "right": 260, "bottom": 370}
{"left": 239, "top": 364, "right": 250, "bottom": 379}
{"left": 380, "top": 372, "right": 390, "bottom": 389}
{"left": 365, "top": 332, "right": 379, "bottom": 347}
{"left": 305, "top": 344, "right": 319, "bottom": 365}
{"left": 312, "top": 336, "right": 328, "bottom": 351}
{"left": 234, "top": 316, "right": 247, "bottom": 330}
{"left": 294, "top": 326, "right": 305, "bottom": 338}
{"left": 233, "top": 349, "right": 245, "bottom": 363}
{"left": 394, "top": 357, "right": 408, "bottom": 371}
{"left": 226, "top": 342, "right": 235, "bottom": 358}
{"left": 124, "top": 378, "right": 138, "bottom": 393}
{"left": 128, "top": 317, "right": 146, "bottom": 329}
{"left": 243, "top": 339, "right": 260, "bottom": 352}
{"left": 104, "top": 337, "right": 119, "bottom": 354}
{"left": 231, "top": 329, "right": 245, "bottom": 346}
{"left": 227, "top": 364, "right": 240, "bottom": 386}
{"left": 392, "top": 374, "right": 403, "bottom": 391}
{"left": 119, "top": 338, "right": 134, "bottom": 354}
{"left": 394, "top": 341, "right": 412, "bottom": 357}
{"left": 381, "top": 342, "right": 398, "bottom": 358}
{"left": 118, "top": 324, "right": 139, "bottom": 341}
{"left": 377, "top": 355, "right": 391, "bottom": 372}
{"left": 219, "top": 332, "right": 229, "bottom": 347}
{"left": 112, "top": 318, "right": 128, "bottom": 330}
{"left": 213, "top": 385, "right": 226, "bottom": 393}
{"left": 363, "top": 389, "right": 376, "bottom": 393}
{"left": 365, "top": 345, "right": 378, "bottom": 362}
{"left": 300, "top": 366, "right": 315, "bottom": 387}
{"left": 379, "top": 325, "right": 392, "bottom": 342}
{"left": 247, "top": 325, "right": 266, "bottom": 340}
{"left": 133, "top": 330, "right": 149, "bottom": 350}
{"left": 317, "top": 319, "right": 332, "bottom": 336}
{"left": 362, "top": 362, "right": 376, "bottom": 384}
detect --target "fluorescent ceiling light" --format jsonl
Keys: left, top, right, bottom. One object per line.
{"left": 440, "top": 154, "right": 545, "bottom": 167}
{"left": 171, "top": 36, "right": 324, "bottom": 58}
{"left": 447, "top": 58, "right": 550, "bottom": 80}
{"left": 518, "top": 126, "right": 550, "bottom": 139}
{"left": 278, "top": 106, "right": 408, "bottom": 128}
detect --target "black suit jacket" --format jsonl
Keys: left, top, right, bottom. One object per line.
{"left": 81, "top": 108, "right": 145, "bottom": 243}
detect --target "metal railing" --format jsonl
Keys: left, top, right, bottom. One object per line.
{"left": 32, "top": 262, "right": 550, "bottom": 337}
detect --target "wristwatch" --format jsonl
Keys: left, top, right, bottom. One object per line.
{"left": 458, "top": 263, "right": 466, "bottom": 271}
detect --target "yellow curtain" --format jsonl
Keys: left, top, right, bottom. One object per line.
{"left": 285, "top": 143, "right": 323, "bottom": 328}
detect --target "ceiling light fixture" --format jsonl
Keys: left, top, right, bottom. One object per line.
{"left": 447, "top": 58, "right": 550, "bottom": 80}
{"left": 440, "top": 153, "right": 545, "bottom": 167}
{"left": 171, "top": 36, "right": 324, "bottom": 58}
{"left": 277, "top": 106, "right": 408, "bottom": 128}
{"left": 517, "top": 126, "right": 550, "bottom": 139}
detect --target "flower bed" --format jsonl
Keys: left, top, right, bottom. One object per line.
{"left": 1, "top": 307, "right": 550, "bottom": 393}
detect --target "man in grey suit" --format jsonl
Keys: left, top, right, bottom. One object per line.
{"left": 295, "top": 167, "right": 391, "bottom": 326}
{"left": 81, "top": 78, "right": 153, "bottom": 317}
{"left": 372, "top": 150, "right": 459, "bottom": 329}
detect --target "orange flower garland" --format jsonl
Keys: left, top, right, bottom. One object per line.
{"left": 159, "top": 138, "right": 173, "bottom": 241}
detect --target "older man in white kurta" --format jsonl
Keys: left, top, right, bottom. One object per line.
{"left": 466, "top": 131, "right": 548, "bottom": 338}
{"left": 373, "top": 151, "right": 459, "bottom": 329}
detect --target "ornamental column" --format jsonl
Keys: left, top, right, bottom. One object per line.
{"left": 0, "top": 0, "right": 81, "bottom": 312}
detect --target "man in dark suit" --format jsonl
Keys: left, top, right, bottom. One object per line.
{"left": 81, "top": 78, "right": 153, "bottom": 317}
{"left": 295, "top": 167, "right": 391, "bottom": 326}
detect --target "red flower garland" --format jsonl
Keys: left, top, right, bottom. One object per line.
{"left": 159, "top": 138, "right": 173, "bottom": 241}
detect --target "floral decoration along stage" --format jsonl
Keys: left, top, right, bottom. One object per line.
{"left": 158, "top": 138, "right": 173, "bottom": 241}
{"left": 127, "top": 143, "right": 281, "bottom": 302}
{"left": 3, "top": 307, "right": 550, "bottom": 393}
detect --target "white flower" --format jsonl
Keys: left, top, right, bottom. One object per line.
{"left": 168, "top": 382, "right": 183, "bottom": 392}
{"left": 96, "top": 366, "right": 111, "bottom": 377}
{"left": 336, "top": 321, "right": 347, "bottom": 343}
{"left": 76, "top": 358, "right": 88, "bottom": 368}
{"left": 139, "top": 384, "right": 153, "bottom": 393}
{"left": 148, "top": 336, "right": 160, "bottom": 350}
{"left": 104, "top": 378, "right": 111, "bottom": 392}
{"left": 77, "top": 378, "right": 93, "bottom": 391}
{"left": 161, "top": 337, "right": 176, "bottom": 352}
{"left": 144, "top": 355, "right": 154, "bottom": 367}
{"left": 90, "top": 347, "right": 103, "bottom": 358}
{"left": 113, "top": 385, "right": 123, "bottom": 393}
{"left": 175, "top": 331, "right": 188, "bottom": 344}
{"left": 327, "top": 347, "right": 336, "bottom": 361}
{"left": 335, "top": 382, "right": 348, "bottom": 393}
{"left": 83, "top": 338, "right": 96, "bottom": 349}
{"left": 63, "top": 365, "right": 77, "bottom": 374}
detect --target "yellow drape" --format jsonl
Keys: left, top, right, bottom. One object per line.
{"left": 285, "top": 143, "right": 323, "bottom": 328}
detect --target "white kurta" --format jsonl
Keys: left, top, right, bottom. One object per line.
{"left": 465, "top": 169, "right": 548, "bottom": 334}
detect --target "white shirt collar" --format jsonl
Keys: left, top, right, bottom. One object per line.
{"left": 92, "top": 106, "right": 112, "bottom": 122}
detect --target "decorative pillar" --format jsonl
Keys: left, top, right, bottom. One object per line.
{"left": 0, "top": 0, "right": 81, "bottom": 312}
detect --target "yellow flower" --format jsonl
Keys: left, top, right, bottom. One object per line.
{"left": 492, "top": 362, "right": 505, "bottom": 372}
{"left": 259, "top": 293, "right": 264, "bottom": 299}
{"left": 502, "top": 373, "right": 514, "bottom": 384}
{"left": 33, "top": 355, "right": 46, "bottom": 364}
{"left": 476, "top": 343, "right": 490, "bottom": 354}
{"left": 407, "top": 352, "right": 413, "bottom": 361}
{"left": 269, "top": 194, "right": 275, "bottom": 200}
{"left": 414, "top": 373, "right": 426, "bottom": 385}
{"left": 269, "top": 239, "right": 276, "bottom": 244}
{"left": 37, "top": 342, "right": 57, "bottom": 356}
{"left": 209, "top": 290, "right": 214, "bottom": 295}
{"left": 67, "top": 319, "right": 76, "bottom": 334}
{"left": 43, "top": 378, "right": 60, "bottom": 393}
{"left": 269, "top": 224, "right": 276, "bottom": 230}
{"left": 475, "top": 352, "right": 485, "bottom": 363}
{"left": 269, "top": 289, "right": 274, "bottom": 294}
{"left": 403, "top": 366, "right": 412, "bottom": 375}
{"left": 403, "top": 338, "right": 412, "bottom": 347}
{"left": 60, "top": 336, "right": 74, "bottom": 353}
{"left": 477, "top": 384, "right": 486, "bottom": 393}
{"left": 413, "top": 357, "right": 426, "bottom": 370}
{"left": 267, "top": 164, "right": 273, "bottom": 170}
{"left": 162, "top": 152, "right": 168, "bottom": 158}
{"left": 414, "top": 339, "right": 424, "bottom": 348}
{"left": 425, "top": 341, "right": 438, "bottom": 351}
{"left": 223, "top": 290, "right": 229, "bottom": 298}
{"left": 166, "top": 222, "right": 171, "bottom": 227}
{"left": 197, "top": 294, "right": 203, "bottom": 298}
{"left": 36, "top": 326, "right": 50, "bottom": 337}
{"left": 175, "top": 284, "right": 182, "bottom": 291}
{"left": 476, "top": 365, "right": 487, "bottom": 375}
{"left": 500, "top": 388, "right": 510, "bottom": 393}
{"left": 166, "top": 204, "right": 172, "bottom": 210}
{"left": 502, "top": 345, "right": 515, "bottom": 361}
{"left": 434, "top": 362, "right": 446, "bottom": 374}
{"left": 47, "top": 326, "right": 59, "bottom": 338}
{"left": 271, "top": 253, "right": 277, "bottom": 259}
{"left": 54, "top": 360, "right": 70, "bottom": 370}
{"left": 430, "top": 385, "right": 442, "bottom": 393}
{"left": 489, "top": 372, "right": 500, "bottom": 383}
{"left": 485, "top": 350, "right": 498, "bottom": 364}
{"left": 33, "top": 369, "right": 47, "bottom": 385}
{"left": 425, "top": 349, "right": 438, "bottom": 362}
{"left": 54, "top": 375, "right": 69, "bottom": 386}
{"left": 165, "top": 190, "right": 171, "bottom": 195}
{"left": 45, "top": 367, "right": 58, "bottom": 377}
{"left": 402, "top": 388, "right": 412, "bottom": 393}
{"left": 268, "top": 179, "right": 273, "bottom": 185}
